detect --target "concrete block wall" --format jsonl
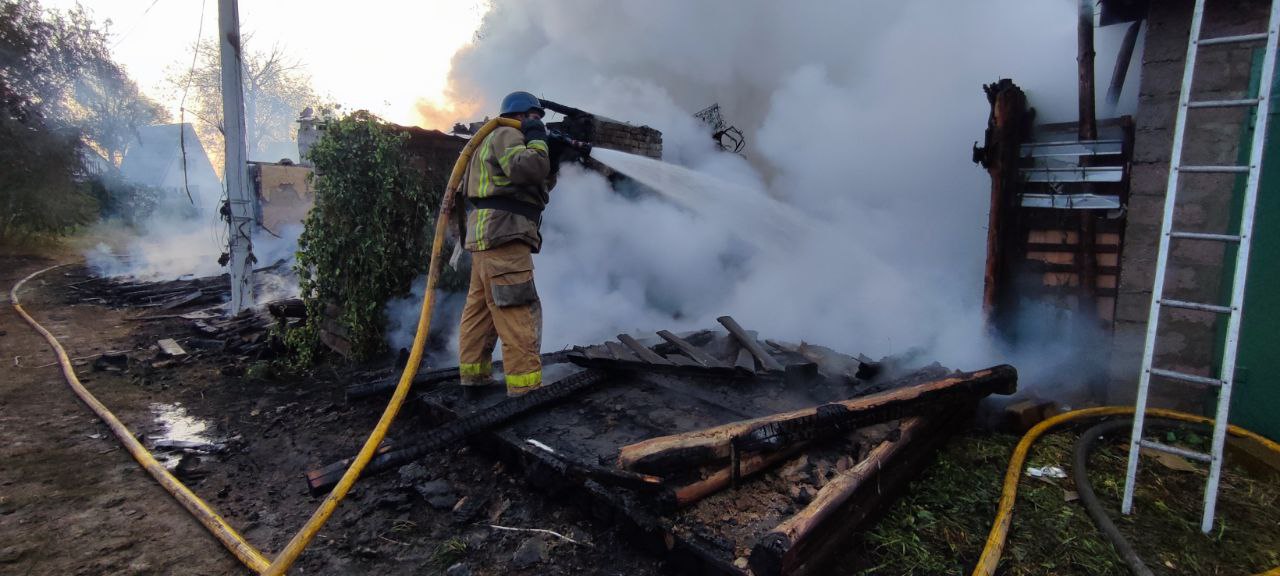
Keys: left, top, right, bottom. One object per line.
{"left": 1107, "top": 0, "right": 1269, "bottom": 406}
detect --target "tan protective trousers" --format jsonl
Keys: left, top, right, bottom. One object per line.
{"left": 457, "top": 241, "right": 543, "bottom": 393}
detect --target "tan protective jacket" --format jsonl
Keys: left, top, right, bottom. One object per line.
{"left": 462, "top": 126, "right": 553, "bottom": 253}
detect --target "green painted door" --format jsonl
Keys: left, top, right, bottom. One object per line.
{"left": 1228, "top": 51, "right": 1280, "bottom": 441}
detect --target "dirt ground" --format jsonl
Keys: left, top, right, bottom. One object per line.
{"left": 5, "top": 253, "right": 1278, "bottom": 576}
{"left": 0, "top": 255, "right": 661, "bottom": 575}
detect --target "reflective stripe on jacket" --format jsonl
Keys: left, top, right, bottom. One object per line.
{"left": 464, "top": 125, "right": 552, "bottom": 253}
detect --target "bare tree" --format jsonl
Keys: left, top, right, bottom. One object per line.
{"left": 167, "top": 35, "right": 319, "bottom": 165}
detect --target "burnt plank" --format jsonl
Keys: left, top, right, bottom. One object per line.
{"left": 717, "top": 316, "right": 785, "bottom": 372}
{"left": 749, "top": 414, "right": 957, "bottom": 576}
{"left": 734, "top": 347, "right": 757, "bottom": 375}
{"left": 604, "top": 340, "right": 642, "bottom": 363}
{"left": 617, "top": 364, "right": 1017, "bottom": 475}
{"left": 656, "top": 330, "right": 722, "bottom": 368}
{"left": 582, "top": 345, "right": 613, "bottom": 361}
{"left": 665, "top": 354, "right": 703, "bottom": 368}
{"left": 617, "top": 334, "right": 672, "bottom": 365}
{"left": 160, "top": 289, "right": 204, "bottom": 310}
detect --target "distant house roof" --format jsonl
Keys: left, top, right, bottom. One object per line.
{"left": 119, "top": 123, "right": 220, "bottom": 192}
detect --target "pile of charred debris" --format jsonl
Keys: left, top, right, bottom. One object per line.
{"left": 70, "top": 264, "right": 1017, "bottom": 576}
{"left": 335, "top": 323, "right": 1016, "bottom": 575}
{"left": 66, "top": 260, "right": 306, "bottom": 366}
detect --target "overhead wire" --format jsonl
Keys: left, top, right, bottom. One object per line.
{"left": 178, "top": 0, "right": 208, "bottom": 207}
{"left": 110, "top": 0, "right": 165, "bottom": 49}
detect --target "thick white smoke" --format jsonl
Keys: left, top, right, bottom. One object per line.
{"left": 83, "top": 123, "right": 302, "bottom": 306}
{"left": 434, "top": 1, "right": 1141, "bottom": 394}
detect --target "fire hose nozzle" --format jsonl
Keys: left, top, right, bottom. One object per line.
{"left": 548, "top": 131, "right": 592, "bottom": 155}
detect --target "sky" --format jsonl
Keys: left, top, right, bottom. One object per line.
{"left": 50, "top": 0, "right": 490, "bottom": 126}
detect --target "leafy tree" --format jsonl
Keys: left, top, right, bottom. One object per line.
{"left": 0, "top": 0, "right": 167, "bottom": 242}
{"left": 290, "top": 111, "right": 441, "bottom": 364}
{"left": 0, "top": 115, "right": 97, "bottom": 240}
{"left": 167, "top": 36, "right": 318, "bottom": 165}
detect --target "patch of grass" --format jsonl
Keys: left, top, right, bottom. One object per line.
{"left": 429, "top": 537, "right": 468, "bottom": 572}
{"left": 843, "top": 427, "right": 1280, "bottom": 575}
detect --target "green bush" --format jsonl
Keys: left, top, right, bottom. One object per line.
{"left": 0, "top": 115, "right": 98, "bottom": 242}
{"left": 289, "top": 110, "right": 449, "bottom": 364}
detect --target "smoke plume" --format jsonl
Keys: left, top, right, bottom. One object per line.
{"left": 420, "top": 0, "right": 1143, "bottom": 394}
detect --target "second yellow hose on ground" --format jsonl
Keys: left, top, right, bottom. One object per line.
{"left": 9, "top": 266, "right": 272, "bottom": 572}
{"left": 11, "top": 117, "right": 520, "bottom": 575}
{"left": 264, "top": 116, "right": 520, "bottom": 575}
{"left": 972, "top": 406, "right": 1280, "bottom": 576}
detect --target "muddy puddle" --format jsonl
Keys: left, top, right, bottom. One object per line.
{"left": 148, "top": 402, "right": 223, "bottom": 470}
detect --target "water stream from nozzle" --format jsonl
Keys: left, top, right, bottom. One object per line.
{"left": 588, "top": 147, "right": 808, "bottom": 251}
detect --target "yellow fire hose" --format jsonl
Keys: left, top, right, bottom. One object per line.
{"left": 263, "top": 115, "right": 521, "bottom": 575}
{"left": 8, "top": 117, "right": 519, "bottom": 575}
{"left": 972, "top": 406, "right": 1280, "bottom": 576}
{"left": 10, "top": 265, "right": 273, "bottom": 572}
{"left": 17, "top": 117, "right": 1276, "bottom": 574}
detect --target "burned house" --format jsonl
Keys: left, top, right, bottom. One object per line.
{"left": 248, "top": 161, "right": 313, "bottom": 236}
{"left": 977, "top": 0, "right": 1278, "bottom": 439}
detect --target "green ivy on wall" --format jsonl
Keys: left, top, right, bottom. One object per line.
{"left": 288, "top": 110, "right": 449, "bottom": 364}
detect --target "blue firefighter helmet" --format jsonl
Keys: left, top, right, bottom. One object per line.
{"left": 500, "top": 91, "right": 544, "bottom": 117}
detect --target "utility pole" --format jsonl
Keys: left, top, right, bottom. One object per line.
{"left": 219, "top": 0, "right": 255, "bottom": 314}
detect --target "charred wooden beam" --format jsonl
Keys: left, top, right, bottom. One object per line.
{"left": 733, "top": 348, "right": 757, "bottom": 376}
{"left": 616, "top": 365, "right": 1016, "bottom": 475}
{"left": 1078, "top": 0, "right": 1097, "bottom": 141}
{"left": 1106, "top": 20, "right": 1142, "bottom": 107}
{"left": 748, "top": 414, "right": 959, "bottom": 576}
{"left": 266, "top": 297, "right": 306, "bottom": 319}
{"left": 523, "top": 439, "right": 669, "bottom": 496}
{"left": 657, "top": 330, "right": 724, "bottom": 368}
{"left": 980, "top": 80, "right": 1031, "bottom": 331}
{"left": 344, "top": 350, "right": 576, "bottom": 400}
{"left": 670, "top": 442, "right": 811, "bottom": 508}
{"left": 568, "top": 337, "right": 763, "bottom": 384}
{"left": 306, "top": 368, "right": 610, "bottom": 493}
{"left": 604, "top": 340, "right": 640, "bottom": 362}
{"left": 717, "top": 316, "right": 784, "bottom": 372}
{"left": 617, "top": 333, "right": 673, "bottom": 365}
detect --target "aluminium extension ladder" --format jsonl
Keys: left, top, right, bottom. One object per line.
{"left": 1122, "top": 0, "right": 1280, "bottom": 533}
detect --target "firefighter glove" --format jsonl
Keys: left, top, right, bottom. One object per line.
{"left": 521, "top": 117, "right": 547, "bottom": 143}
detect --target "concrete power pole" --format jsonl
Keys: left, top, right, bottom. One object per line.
{"left": 219, "top": 0, "right": 255, "bottom": 313}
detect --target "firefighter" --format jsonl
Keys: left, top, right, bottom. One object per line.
{"left": 456, "top": 91, "right": 554, "bottom": 396}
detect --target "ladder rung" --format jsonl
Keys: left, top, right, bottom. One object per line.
{"left": 1197, "top": 32, "right": 1269, "bottom": 46}
{"left": 1150, "top": 367, "right": 1224, "bottom": 387}
{"left": 1140, "top": 440, "right": 1212, "bottom": 463}
{"left": 1188, "top": 98, "right": 1262, "bottom": 108}
{"left": 1160, "top": 299, "right": 1232, "bottom": 314}
{"left": 1169, "top": 231, "right": 1242, "bottom": 242}
{"left": 1177, "top": 165, "right": 1251, "bottom": 173}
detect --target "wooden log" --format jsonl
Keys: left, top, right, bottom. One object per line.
{"left": 656, "top": 330, "right": 722, "bottom": 368}
{"left": 266, "top": 297, "right": 306, "bottom": 318}
{"left": 717, "top": 315, "right": 784, "bottom": 372}
{"left": 671, "top": 443, "right": 810, "bottom": 507}
{"left": 749, "top": 415, "right": 952, "bottom": 576}
{"left": 616, "top": 364, "right": 1016, "bottom": 474}
{"left": 617, "top": 334, "right": 672, "bottom": 365}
